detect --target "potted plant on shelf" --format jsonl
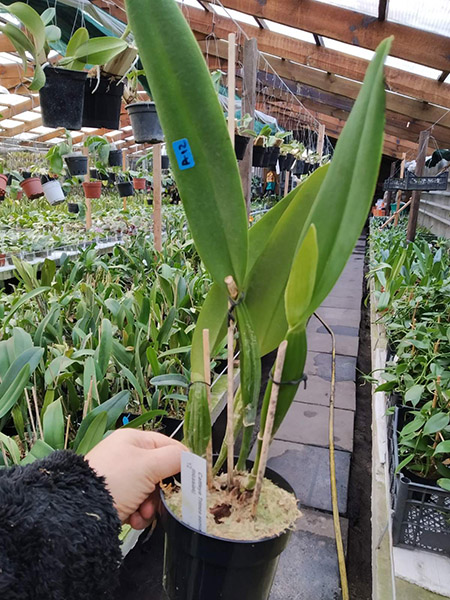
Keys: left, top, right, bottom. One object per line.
{"left": 82, "top": 179, "right": 102, "bottom": 199}
{"left": 234, "top": 114, "right": 254, "bottom": 161}
{"left": 124, "top": 68, "right": 164, "bottom": 143}
{"left": 62, "top": 177, "right": 83, "bottom": 213}
{"left": 130, "top": 155, "right": 148, "bottom": 190}
{"left": 127, "top": 0, "right": 390, "bottom": 597}
{"left": 84, "top": 135, "right": 111, "bottom": 181}
{"left": 17, "top": 166, "right": 45, "bottom": 200}
{"left": 115, "top": 170, "right": 134, "bottom": 198}
{"left": 0, "top": 4, "right": 128, "bottom": 130}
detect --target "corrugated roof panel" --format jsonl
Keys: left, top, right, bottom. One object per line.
{"left": 209, "top": 4, "right": 260, "bottom": 26}
{"left": 322, "top": 37, "right": 374, "bottom": 60}
{"left": 313, "top": 0, "right": 378, "bottom": 17}
{"left": 384, "top": 55, "right": 442, "bottom": 79}
{"left": 388, "top": 0, "right": 450, "bottom": 36}
{"left": 264, "top": 20, "right": 316, "bottom": 44}
{"left": 175, "top": 0, "right": 205, "bottom": 9}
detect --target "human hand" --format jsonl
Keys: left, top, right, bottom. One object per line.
{"left": 86, "top": 429, "right": 185, "bottom": 529}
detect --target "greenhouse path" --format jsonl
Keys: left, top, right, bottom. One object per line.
{"left": 266, "top": 237, "right": 366, "bottom": 600}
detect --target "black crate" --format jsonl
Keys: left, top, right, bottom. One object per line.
{"left": 388, "top": 407, "right": 450, "bottom": 555}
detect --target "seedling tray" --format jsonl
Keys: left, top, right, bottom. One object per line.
{"left": 388, "top": 407, "right": 450, "bottom": 555}
{"left": 383, "top": 170, "right": 448, "bottom": 192}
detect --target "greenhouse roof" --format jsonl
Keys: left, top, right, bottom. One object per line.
{"left": 0, "top": 0, "right": 449, "bottom": 159}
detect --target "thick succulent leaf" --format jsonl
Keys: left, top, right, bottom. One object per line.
{"left": 61, "top": 37, "right": 128, "bottom": 68}
{"left": 65, "top": 26, "right": 89, "bottom": 57}
{"left": 43, "top": 399, "right": 65, "bottom": 450}
{"left": 125, "top": 0, "right": 248, "bottom": 289}
{"left": 245, "top": 167, "right": 329, "bottom": 356}
{"left": 21, "top": 439, "right": 54, "bottom": 465}
{"left": 303, "top": 37, "right": 392, "bottom": 314}
{"left": 76, "top": 412, "right": 108, "bottom": 455}
{"left": 0, "top": 22, "right": 35, "bottom": 74}
{"left": 0, "top": 364, "right": 30, "bottom": 419}
{"left": 40, "top": 7, "right": 56, "bottom": 25}
{"left": 285, "top": 224, "right": 318, "bottom": 329}
{"left": 1, "top": 2, "right": 46, "bottom": 52}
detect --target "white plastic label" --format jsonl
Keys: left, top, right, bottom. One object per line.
{"left": 181, "top": 451, "right": 207, "bottom": 533}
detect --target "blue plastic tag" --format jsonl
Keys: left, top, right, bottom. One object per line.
{"left": 172, "top": 138, "right": 195, "bottom": 170}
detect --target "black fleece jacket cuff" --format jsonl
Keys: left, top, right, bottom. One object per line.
{"left": 0, "top": 450, "right": 122, "bottom": 599}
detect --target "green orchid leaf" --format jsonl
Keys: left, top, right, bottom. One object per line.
{"left": 40, "top": 7, "right": 56, "bottom": 25}
{"left": 65, "top": 26, "right": 89, "bottom": 57}
{"left": 0, "top": 364, "right": 30, "bottom": 419}
{"left": 121, "top": 409, "right": 167, "bottom": 429}
{"left": 43, "top": 399, "right": 64, "bottom": 450}
{"left": 61, "top": 37, "right": 128, "bottom": 68}
{"left": 96, "top": 318, "right": 113, "bottom": 379}
{"left": 423, "top": 412, "right": 449, "bottom": 436}
{"left": 125, "top": 0, "right": 248, "bottom": 289}
{"left": 1, "top": 2, "right": 46, "bottom": 53}
{"left": 21, "top": 439, "right": 54, "bottom": 465}
{"left": 76, "top": 412, "right": 108, "bottom": 455}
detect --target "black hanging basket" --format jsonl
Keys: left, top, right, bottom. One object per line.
{"left": 40, "top": 66, "right": 87, "bottom": 130}
{"left": 65, "top": 154, "right": 88, "bottom": 177}
{"left": 235, "top": 134, "right": 250, "bottom": 160}
{"left": 284, "top": 153, "right": 296, "bottom": 171}
{"left": 161, "top": 155, "right": 170, "bottom": 170}
{"left": 125, "top": 102, "right": 164, "bottom": 144}
{"left": 294, "top": 160, "right": 305, "bottom": 177}
{"left": 108, "top": 149, "right": 123, "bottom": 167}
{"left": 68, "top": 202, "right": 79, "bottom": 214}
{"left": 278, "top": 155, "right": 286, "bottom": 171}
{"left": 117, "top": 181, "right": 134, "bottom": 198}
{"left": 82, "top": 77, "right": 124, "bottom": 130}
{"left": 252, "top": 146, "right": 265, "bottom": 167}
{"left": 268, "top": 147, "right": 280, "bottom": 167}
{"left": 160, "top": 462, "right": 295, "bottom": 600}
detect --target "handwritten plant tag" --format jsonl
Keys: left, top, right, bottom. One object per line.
{"left": 181, "top": 451, "right": 207, "bottom": 532}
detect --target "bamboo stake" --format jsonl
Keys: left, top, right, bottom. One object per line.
{"left": 83, "top": 377, "right": 94, "bottom": 419}
{"left": 228, "top": 33, "right": 236, "bottom": 148}
{"left": 31, "top": 386, "right": 43, "bottom": 439}
{"left": 203, "top": 329, "right": 214, "bottom": 489}
{"left": 225, "top": 275, "right": 239, "bottom": 489}
{"left": 24, "top": 388, "right": 37, "bottom": 442}
{"left": 153, "top": 143, "right": 162, "bottom": 252}
{"left": 284, "top": 170, "right": 290, "bottom": 197}
{"left": 379, "top": 198, "right": 412, "bottom": 230}
{"left": 251, "top": 340, "right": 288, "bottom": 517}
{"left": 394, "top": 152, "right": 406, "bottom": 226}
{"left": 82, "top": 145, "right": 92, "bottom": 230}
{"left": 64, "top": 415, "right": 71, "bottom": 450}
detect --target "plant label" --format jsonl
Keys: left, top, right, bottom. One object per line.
{"left": 172, "top": 138, "right": 195, "bottom": 171}
{"left": 181, "top": 450, "right": 207, "bottom": 532}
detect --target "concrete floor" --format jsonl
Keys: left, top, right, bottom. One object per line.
{"left": 266, "top": 238, "right": 366, "bottom": 600}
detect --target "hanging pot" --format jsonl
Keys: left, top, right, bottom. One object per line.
{"left": 125, "top": 102, "right": 164, "bottom": 144}
{"left": 117, "top": 181, "right": 134, "bottom": 197}
{"left": 133, "top": 177, "right": 146, "bottom": 190}
{"left": 43, "top": 180, "right": 65, "bottom": 205}
{"left": 268, "top": 147, "right": 280, "bottom": 167}
{"left": 22, "top": 171, "right": 32, "bottom": 180}
{"left": 261, "top": 148, "right": 272, "bottom": 168}
{"left": 161, "top": 155, "right": 170, "bottom": 170}
{"left": 294, "top": 160, "right": 305, "bottom": 176}
{"left": 65, "top": 154, "right": 88, "bottom": 177}
{"left": 82, "top": 77, "right": 124, "bottom": 130}
{"left": 235, "top": 134, "right": 250, "bottom": 160}
{"left": 0, "top": 174, "right": 7, "bottom": 195}
{"left": 278, "top": 155, "right": 286, "bottom": 171}
{"left": 284, "top": 153, "right": 296, "bottom": 171}
{"left": 108, "top": 149, "right": 123, "bottom": 167}
{"left": 20, "top": 177, "right": 44, "bottom": 200}
{"left": 82, "top": 181, "right": 102, "bottom": 199}
{"left": 160, "top": 462, "right": 295, "bottom": 600}
{"left": 39, "top": 66, "right": 87, "bottom": 130}
{"left": 252, "top": 145, "right": 265, "bottom": 168}
{"left": 108, "top": 172, "right": 117, "bottom": 185}
{"left": 90, "top": 168, "right": 108, "bottom": 181}
{"left": 68, "top": 202, "right": 79, "bottom": 214}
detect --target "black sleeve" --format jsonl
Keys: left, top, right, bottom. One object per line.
{"left": 0, "top": 450, "right": 122, "bottom": 600}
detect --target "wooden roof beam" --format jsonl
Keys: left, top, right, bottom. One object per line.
{"left": 187, "top": 6, "right": 450, "bottom": 108}
{"left": 216, "top": 0, "right": 450, "bottom": 71}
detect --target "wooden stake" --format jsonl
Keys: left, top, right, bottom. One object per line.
{"left": 251, "top": 340, "right": 288, "bottom": 517}
{"left": 284, "top": 169, "right": 290, "bottom": 197}
{"left": 225, "top": 275, "right": 239, "bottom": 489}
{"left": 31, "top": 386, "right": 43, "bottom": 439}
{"left": 238, "top": 37, "right": 258, "bottom": 213}
{"left": 228, "top": 33, "right": 236, "bottom": 149}
{"left": 64, "top": 414, "right": 71, "bottom": 450}
{"left": 153, "top": 143, "right": 162, "bottom": 252}
{"left": 24, "top": 388, "right": 37, "bottom": 442}
{"left": 123, "top": 196, "right": 127, "bottom": 211}
{"left": 203, "top": 329, "right": 214, "bottom": 489}
{"left": 394, "top": 152, "right": 406, "bottom": 226}
{"left": 82, "top": 145, "right": 92, "bottom": 230}
{"left": 407, "top": 130, "right": 430, "bottom": 242}
{"left": 316, "top": 123, "right": 325, "bottom": 159}
{"left": 379, "top": 198, "right": 412, "bottom": 230}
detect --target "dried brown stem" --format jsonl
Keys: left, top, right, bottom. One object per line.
{"left": 32, "top": 386, "right": 43, "bottom": 439}
{"left": 64, "top": 415, "right": 71, "bottom": 450}
{"left": 24, "top": 388, "right": 37, "bottom": 442}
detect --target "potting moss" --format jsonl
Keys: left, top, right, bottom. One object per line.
{"left": 163, "top": 472, "right": 301, "bottom": 541}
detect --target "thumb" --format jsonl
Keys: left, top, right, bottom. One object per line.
{"left": 140, "top": 444, "right": 185, "bottom": 484}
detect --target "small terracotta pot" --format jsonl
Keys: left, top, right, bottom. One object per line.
{"left": 133, "top": 177, "right": 146, "bottom": 190}
{"left": 82, "top": 181, "right": 102, "bottom": 199}
{"left": 0, "top": 253, "right": 6, "bottom": 267}
{"left": 16, "top": 190, "right": 23, "bottom": 200}
{"left": 20, "top": 177, "right": 44, "bottom": 200}
{"left": 0, "top": 174, "right": 7, "bottom": 195}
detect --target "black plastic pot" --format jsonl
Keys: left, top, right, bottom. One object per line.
{"left": 161, "top": 155, "right": 170, "bottom": 170}
{"left": 261, "top": 148, "right": 272, "bottom": 168}
{"left": 40, "top": 66, "right": 87, "bottom": 130}
{"left": 268, "top": 147, "right": 280, "bottom": 167}
{"left": 40, "top": 174, "right": 57, "bottom": 184}
{"left": 235, "top": 134, "right": 250, "bottom": 160}
{"left": 159, "top": 416, "right": 183, "bottom": 441}
{"left": 65, "top": 154, "right": 88, "bottom": 177}
{"left": 294, "top": 160, "right": 305, "bottom": 176}
{"left": 284, "top": 153, "right": 296, "bottom": 171}
{"left": 22, "top": 171, "right": 32, "bottom": 180}
{"left": 252, "top": 145, "right": 265, "bottom": 167}
{"left": 67, "top": 202, "right": 79, "bottom": 214}
{"left": 108, "top": 172, "right": 117, "bottom": 185}
{"left": 108, "top": 149, "right": 123, "bottom": 167}
{"left": 125, "top": 102, "right": 164, "bottom": 144}
{"left": 278, "top": 155, "right": 286, "bottom": 171}
{"left": 160, "top": 462, "right": 295, "bottom": 600}
{"left": 82, "top": 77, "right": 124, "bottom": 130}
{"left": 117, "top": 181, "right": 134, "bottom": 198}
{"left": 90, "top": 168, "right": 108, "bottom": 181}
